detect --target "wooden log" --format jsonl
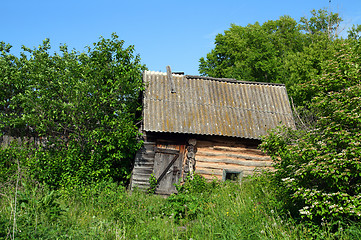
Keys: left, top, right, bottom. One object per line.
{"left": 195, "top": 169, "right": 223, "bottom": 176}
{"left": 195, "top": 157, "right": 273, "bottom": 167}
{"left": 196, "top": 139, "right": 249, "bottom": 148}
{"left": 212, "top": 146, "right": 267, "bottom": 155}
{"left": 197, "top": 148, "right": 269, "bottom": 157}
{"left": 188, "top": 138, "right": 197, "bottom": 146}
{"left": 194, "top": 140, "right": 215, "bottom": 148}
{"left": 196, "top": 150, "right": 272, "bottom": 161}
{"left": 195, "top": 168, "right": 263, "bottom": 178}
{"left": 195, "top": 163, "right": 259, "bottom": 172}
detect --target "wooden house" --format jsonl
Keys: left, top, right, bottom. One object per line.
{"left": 130, "top": 68, "right": 295, "bottom": 195}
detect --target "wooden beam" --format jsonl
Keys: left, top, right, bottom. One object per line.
{"left": 195, "top": 163, "right": 259, "bottom": 171}
{"left": 195, "top": 157, "right": 273, "bottom": 167}
{"left": 196, "top": 150, "right": 272, "bottom": 161}
{"left": 155, "top": 148, "right": 179, "bottom": 154}
{"left": 166, "top": 65, "right": 176, "bottom": 93}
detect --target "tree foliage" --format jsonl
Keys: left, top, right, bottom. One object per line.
{"left": 199, "top": 9, "right": 343, "bottom": 105}
{"left": 200, "top": 7, "right": 361, "bottom": 225}
{"left": 261, "top": 41, "right": 361, "bottom": 223}
{"left": 300, "top": 8, "right": 342, "bottom": 39}
{"left": 199, "top": 16, "right": 305, "bottom": 83}
{"left": 0, "top": 34, "right": 146, "bottom": 188}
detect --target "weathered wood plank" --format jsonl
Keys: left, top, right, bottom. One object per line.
{"left": 197, "top": 161, "right": 273, "bottom": 171}
{"left": 134, "top": 161, "right": 152, "bottom": 166}
{"left": 196, "top": 148, "right": 270, "bottom": 160}
{"left": 143, "top": 143, "right": 155, "bottom": 151}
{"left": 132, "top": 177, "right": 151, "bottom": 183}
{"left": 155, "top": 148, "right": 179, "bottom": 154}
{"left": 142, "top": 151, "right": 155, "bottom": 158}
{"left": 132, "top": 168, "right": 153, "bottom": 174}
{"left": 195, "top": 157, "right": 272, "bottom": 167}
{"left": 195, "top": 168, "right": 223, "bottom": 176}
{"left": 131, "top": 182, "right": 149, "bottom": 190}
{"left": 195, "top": 169, "right": 260, "bottom": 178}
{"left": 135, "top": 156, "right": 154, "bottom": 162}
{"left": 196, "top": 140, "right": 248, "bottom": 148}
{"left": 132, "top": 173, "right": 152, "bottom": 181}
{"left": 212, "top": 146, "right": 267, "bottom": 155}
{"left": 166, "top": 65, "right": 176, "bottom": 93}
{"left": 131, "top": 179, "right": 150, "bottom": 186}
{"left": 196, "top": 152, "right": 271, "bottom": 161}
{"left": 132, "top": 172, "right": 152, "bottom": 178}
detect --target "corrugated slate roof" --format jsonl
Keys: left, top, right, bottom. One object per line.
{"left": 142, "top": 71, "right": 295, "bottom": 139}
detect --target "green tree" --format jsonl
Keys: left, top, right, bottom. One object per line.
{"left": 0, "top": 42, "right": 30, "bottom": 137}
{"left": 348, "top": 24, "right": 361, "bottom": 40}
{"left": 199, "top": 15, "right": 305, "bottom": 84}
{"left": 199, "top": 9, "right": 344, "bottom": 105}
{"left": 0, "top": 33, "right": 146, "bottom": 187}
{"left": 300, "top": 8, "right": 342, "bottom": 39}
{"left": 261, "top": 41, "right": 361, "bottom": 223}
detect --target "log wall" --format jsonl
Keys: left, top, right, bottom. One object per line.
{"left": 194, "top": 138, "right": 272, "bottom": 180}
{"left": 130, "top": 133, "right": 273, "bottom": 192}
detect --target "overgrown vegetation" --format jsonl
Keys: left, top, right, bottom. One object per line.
{"left": 201, "top": 6, "right": 361, "bottom": 231}
{"left": 1, "top": 6, "right": 361, "bottom": 239}
{"left": 261, "top": 41, "right": 361, "bottom": 225}
{"left": 0, "top": 33, "right": 145, "bottom": 188}
{"left": 2, "top": 171, "right": 361, "bottom": 239}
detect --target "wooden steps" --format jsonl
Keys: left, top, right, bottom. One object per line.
{"left": 130, "top": 141, "right": 156, "bottom": 190}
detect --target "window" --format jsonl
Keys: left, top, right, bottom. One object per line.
{"left": 222, "top": 169, "right": 242, "bottom": 182}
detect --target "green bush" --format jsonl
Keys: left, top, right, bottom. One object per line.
{"left": 0, "top": 141, "right": 30, "bottom": 183}
{"left": 161, "top": 175, "right": 220, "bottom": 222}
{"left": 0, "top": 33, "right": 146, "bottom": 189}
{"left": 261, "top": 42, "right": 361, "bottom": 224}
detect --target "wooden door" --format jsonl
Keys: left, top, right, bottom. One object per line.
{"left": 153, "top": 141, "right": 185, "bottom": 195}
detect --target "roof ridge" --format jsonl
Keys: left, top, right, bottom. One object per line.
{"left": 185, "top": 75, "right": 285, "bottom": 86}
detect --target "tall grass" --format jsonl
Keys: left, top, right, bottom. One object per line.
{"left": 1, "top": 173, "right": 360, "bottom": 239}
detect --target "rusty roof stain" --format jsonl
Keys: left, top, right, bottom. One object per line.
{"left": 142, "top": 71, "right": 295, "bottom": 139}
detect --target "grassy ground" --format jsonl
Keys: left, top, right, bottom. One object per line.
{"left": 1, "top": 174, "right": 360, "bottom": 239}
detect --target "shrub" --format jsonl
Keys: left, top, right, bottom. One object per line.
{"left": 161, "top": 175, "right": 220, "bottom": 221}
{"left": 0, "top": 34, "right": 146, "bottom": 188}
{"left": 261, "top": 42, "right": 361, "bottom": 224}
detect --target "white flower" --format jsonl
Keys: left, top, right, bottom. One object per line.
{"left": 299, "top": 208, "right": 312, "bottom": 216}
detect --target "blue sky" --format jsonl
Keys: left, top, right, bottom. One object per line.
{"left": 2, "top": 0, "right": 361, "bottom": 75}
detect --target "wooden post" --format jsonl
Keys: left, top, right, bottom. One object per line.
{"left": 185, "top": 138, "right": 196, "bottom": 180}
{"left": 166, "top": 65, "right": 176, "bottom": 93}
